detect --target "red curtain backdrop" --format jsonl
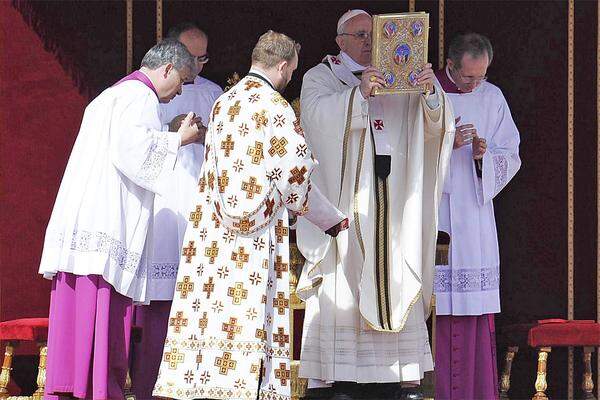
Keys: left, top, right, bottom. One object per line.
{"left": 0, "top": 2, "right": 87, "bottom": 324}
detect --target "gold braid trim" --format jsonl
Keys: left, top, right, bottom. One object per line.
{"left": 353, "top": 127, "right": 367, "bottom": 259}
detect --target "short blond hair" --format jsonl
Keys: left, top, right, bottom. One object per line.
{"left": 251, "top": 30, "right": 300, "bottom": 68}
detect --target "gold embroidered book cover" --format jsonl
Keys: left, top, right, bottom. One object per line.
{"left": 371, "top": 12, "right": 429, "bottom": 95}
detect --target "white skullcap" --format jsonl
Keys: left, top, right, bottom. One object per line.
{"left": 337, "top": 9, "right": 371, "bottom": 34}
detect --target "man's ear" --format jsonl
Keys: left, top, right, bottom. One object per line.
{"left": 277, "top": 60, "right": 288, "bottom": 74}
{"left": 163, "top": 63, "right": 175, "bottom": 78}
{"left": 446, "top": 59, "right": 454, "bottom": 70}
{"left": 335, "top": 35, "right": 344, "bottom": 51}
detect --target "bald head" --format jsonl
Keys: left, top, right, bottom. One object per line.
{"left": 167, "top": 22, "right": 209, "bottom": 76}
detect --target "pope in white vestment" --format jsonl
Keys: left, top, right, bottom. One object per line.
{"left": 296, "top": 10, "right": 455, "bottom": 388}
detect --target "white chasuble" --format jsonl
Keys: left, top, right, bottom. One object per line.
{"left": 147, "top": 76, "right": 223, "bottom": 300}
{"left": 153, "top": 73, "right": 325, "bottom": 400}
{"left": 296, "top": 54, "right": 455, "bottom": 383}
{"left": 435, "top": 68, "right": 521, "bottom": 316}
{"left": 39, "top": 80, "right": 180, "bottom": 303}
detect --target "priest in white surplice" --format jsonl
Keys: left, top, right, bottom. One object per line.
{"left": 131, "top": 22, "right": 224, "bottom": 399}
{"left": 39, "top": 39, "right": 202, "bottom": 399}
{"left": 433, "top": 33, "right": 521, "bottom": 400}
{"left": 296, "top": 10, "right": 455, "bottom": 399}
{"left": 153, "top": 31, "right": 347, "bottom": 400}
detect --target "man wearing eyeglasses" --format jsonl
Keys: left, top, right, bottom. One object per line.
{"left": 296, "top": 9, "right": 455, "bottom": 400}
{"left": 130, "top": 22, "right": 223, "bottom": 399}
{"left": 433, "top": 33, "right": 521, "bottom": 400}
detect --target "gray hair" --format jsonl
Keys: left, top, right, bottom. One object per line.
{"left": 166, "top": 22, "right": 207, "bottom": 40}
{"left": 140, "top": 38, "right": 195, "bottom": 72}
{"left": 448, "top": 33, "right": 493, "bottom": 69}
{"left": 251, "top": 30, "right": 300, "bottom": 69}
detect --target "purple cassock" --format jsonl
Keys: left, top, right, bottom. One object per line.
{"left": 433, "top": 68, "right": 504, "bottom": 400}
{"left": 44, "top": 71, "right": 158, "bottom": 400}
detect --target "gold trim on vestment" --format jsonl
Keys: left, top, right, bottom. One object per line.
{"left": 339, "top": 86, "right": 359, "bottom": 205}
{"left": 375, "top": 177, "right": 392, "bottom": 330}
{"left": 353, "top": 127, "right": 367, "bottom": 260}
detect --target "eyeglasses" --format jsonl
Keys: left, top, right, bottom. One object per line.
{"left": 453, "top": 67, "right": 487, "bottom": 84}
{"left": 196, "top": 53, "right": 209, "bottom": 64}
{"left": 338, "top": 31, "right": 371, "bottom": 41}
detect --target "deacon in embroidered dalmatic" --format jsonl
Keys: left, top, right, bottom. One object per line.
{"left": 131, "top": 22, "right": 223, "bottom": 399}
{"left": 38, "top": 39, "right": 202, "bottom": 400}
{"left": 434, "top": 33, "right": 521, "bottom": 400}
{"left": 153, "top": 31, "right": 346, "bottom": 400}
{"left": 295, "top": 9, "right": 455, "bottom": 397}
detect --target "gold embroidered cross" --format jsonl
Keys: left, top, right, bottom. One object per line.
{"left": 164, "top": 347, "right": 185, "bottom": 370}
{"left": 245, "top": 80, "right": 263, "bottom": 90}
{"left": 189, "top": 205, "right": 203, "bottom": 228}
{"left": 214, "top": 352, "right": 237, "bottom": 375}
{"left": 222, "top": 317, "right": 242, "bottom": 340}
{"left": 227, "top": 282, "right": 248, "bottom": 305}
{"left": 204, "top": 241, "right": 219, "bottom": 263}
{"left": 231, "top": 246, "right": 250, "bottom": 268}
{"left": 241, "top": 177, "right": 262, "bottom": 199}
{"left": 217, "top": 170, "right": 229, "bottom": 193}
{"left": 198, "top": 312, "right": 208, "bottom": 334}
{"left": 176, "top": 276, "right": 194, "bottom": 299}
{"left": 274, "top": 255, "right": 289, "bottom": 279}
{"left": 273, "top": 327, "right": 289, "bottom": 347}
{"left": 288, "top": 166, "right": 307, "bottom": 185}
{"left": 198, "top": 177, "right": 206, "bottom": 193}
{"left": 275, "top": 220, "right": 289, "bottom": 243}
{"left": 227, "top": 101, "right": 241, "bottom": 122}
{"left": 252, "top": 110, "right": 268, "bottom": 129}
{"left": 233, "top": 217, "right": 256, "bottom": 234}
{"left": 273, "top": 292, "right": 289, "bottom": 315}
{"left": 247, "top": 141, "right": 264, "bottom": 165}
{"left": 268, "top": 137, "right": 288, "bottom": 157}
{"left": 220, "top": 134, "right": 235, "bottom": 157}
{"left": 182, "top": 241, "right": 196, "bottom": 263}
{"left": 169, "top": 311, "right": 188, "bottom": 333}
{"left": 203, "top": 276, "right": 215, "bottom": 299}
{"left": 211, "top": 212, "right": 221, "bottom": 229}
{"left": 274, "top": 363, "right": 291, "bottom": 385}
{"left": 255, "top": 328, "right": 266, "bottom": 340}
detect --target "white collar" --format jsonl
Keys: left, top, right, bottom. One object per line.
{"left": 445, "top": 65, "right": 457, "bottom": 85}
{"left": 340, "top": 52, "right": 366, "bottom": 72}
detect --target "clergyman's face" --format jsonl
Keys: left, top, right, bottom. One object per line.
{"left": 448, "top": 53, "right": 489, "bottom": 93}
{"left": 159, "top": 65, "right": 189, "bottom": 103}
{"left": 336, "top": 14, "right": 372, "bottom": 66}
{"left": 179, "top": 30, "right": 208, "bottom": 77}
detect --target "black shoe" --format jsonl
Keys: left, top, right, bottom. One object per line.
{"left": 398, "top": 387, "right": 424, "bottom": 400}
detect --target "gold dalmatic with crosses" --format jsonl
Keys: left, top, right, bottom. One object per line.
{"left": 153, "top": 73, "right": 317, "bottom": 400}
